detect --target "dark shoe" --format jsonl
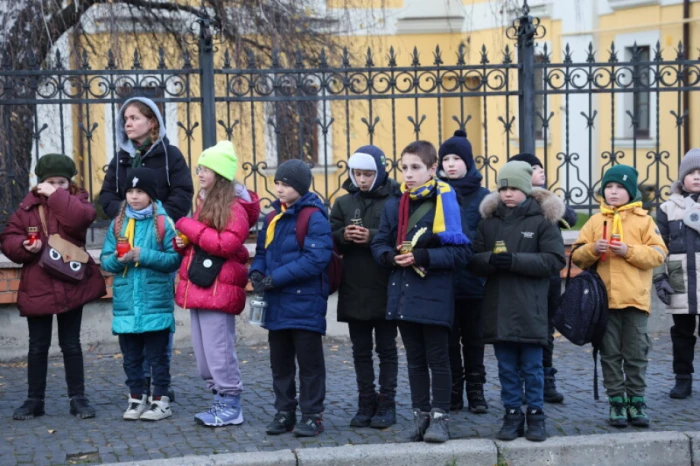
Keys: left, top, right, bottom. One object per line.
{"left": 266, "top": 411, "right": 296, "bottom": 435}
{"left": 525, "top": 408, "right": 547, "bottom": 442}
{"left": 450, "top": 377, "right": 464, "bottom": 411}
{"left": 627, "top": 396, "right": 650, "bottom": 427}
{"left": 350, "top": 392, "right": 376, "bottom": 427}
{"left": 69, "top": 396, "right": 96, "bottom": 419}
{"left": 167, "top": 387, "right": 176, "bottom": 403}
{"left": 13, "top": 398, "right": 45, "bottom": 420}
{"left": 669, "top": 374, "right": 692, "bottom": 399}
{"left": 466, "top": 382, "right": 489, "bottom": 414}
{"left": 423, "top": 408, "right": 450, "bottom": 443}
{"left": 403, "top": 408, "right": 430, "bottom": 442}
{"left": 496, "top": 408, "right": 525, "bottom": 441}
{"left": 543, "top": 367, "right": 564, "bottom": 403}
{"left": 370, "top": 392, "right": 396, "bottom": 429}
{"left": 608, "top": 396, "right": 628, "bottom": 428}
{"left": 293, "top": 414, "right": 324, "bottom": 437}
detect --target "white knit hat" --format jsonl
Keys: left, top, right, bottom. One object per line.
{"left": 679, "top": 148, "right": 700, "bottom": 182}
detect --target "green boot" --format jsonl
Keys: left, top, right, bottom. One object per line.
{"left": 627, "top": 396, "right": 650, "bottom": 427}
{"left": 608, "top": 396, "right": 627, "bottom": 428}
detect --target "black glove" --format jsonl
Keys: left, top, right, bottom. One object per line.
{"left": 261, "top": 276, "right": 275, "bottom": 291}
{"left": 383, "top": 250, "right": 398, "bottom": 266}
{"left": 489, "top": 252, "right": 513, "bottom": 270}
{"left": 654, "top": 275, "right": 674, "bottom": 305}
{"left": 412, "top": 248, "right": 430, "bottom": 267}
{"left": 249, "top": 271, "right": 264, "bottom": 292}
{"left": 414, "top": 234, "right": 442, "bottom": 249}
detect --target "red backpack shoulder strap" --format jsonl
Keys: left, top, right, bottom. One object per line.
{"left": 295, "top": 206, "right": 321, "bottom": 247}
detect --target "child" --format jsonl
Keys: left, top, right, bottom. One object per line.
{"left": 438, "top": 130, "right": 490, "bottom": 413}
{"left": 249, "top": 159, "right": 333, "bottom": 437}
{"left": 371, "top": 141, "right": 470, "bottom": 443}
{"left": 573, "top": 164, "right": 667, "bottom": 428}
{"left": 0, "top": 154, "right": 106, "bottom": 420}
{"left": 330, "top": 145, "right": 399, "bottom": 428}
{"left": 470, "top": 161, "right": 565, "bottom": 442}
{"left": 654, "top": 149, "right": 700, "bottom": 399}
{"left": 100, "top": 167, "right": 182, "bottom": 421}
{"left": 511, "top": 152, "right": 577, "bottom": 403}
{"left": 173, "top": 141, "right": 260, "bottom": 426}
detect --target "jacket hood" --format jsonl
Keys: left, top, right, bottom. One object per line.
{"left": 479, "top": 187, "right": 565, "bottom": 224}
{"left": 273, "top": 191, "right": 328, "bottom": 219}
{"left": 342, "top": 176, "right": 398, "bottom": 198}
{"left": 116, "top": 97, "right": 167, "bottom": 157}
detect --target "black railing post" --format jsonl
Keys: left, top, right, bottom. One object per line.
{"left": 198, "top": 14, "right": 217, "bottom": 149}
{"left": 515, "top": 1, "right": 537, "bottom": 156}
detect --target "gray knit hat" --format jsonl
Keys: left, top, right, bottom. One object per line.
{"left": 497, "top": 161, "right": 533, "bottom": 195}
{"left": 274, "top": 159, "right": 312, "bottom": 196}
{"left": 679, "top": 148, "right": 700, "bottom": 182}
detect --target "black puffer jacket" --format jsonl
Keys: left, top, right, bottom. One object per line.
{"left": 470, "top": 188, "right": 566, "bottom": 347}
{"left": 331, "top": 177, "right": 398, "bottom": 321}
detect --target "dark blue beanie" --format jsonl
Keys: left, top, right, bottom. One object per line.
{"left": 348, "top": 145, "right": 388, "bottom": 191}
{"left": 438, "top": 130, "right": 474, "bottom": 170}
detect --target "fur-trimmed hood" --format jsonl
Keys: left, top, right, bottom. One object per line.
{"left": 479, "top": 187, "right": 565, "bottom": 224}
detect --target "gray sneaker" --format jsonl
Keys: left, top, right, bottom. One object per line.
{"left": 423, "top": 408, "right": 449, "bottom": 443}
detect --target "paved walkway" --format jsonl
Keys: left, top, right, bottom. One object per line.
{"left": 0, "top": 333, "right": 696, "bottom": 466}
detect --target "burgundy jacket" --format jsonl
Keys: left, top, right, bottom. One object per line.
{"left": 0, "top": 188, "right": 107, "bottom": 317}
{"left": 174, "top": 191, "right": 260, "bottom": 314}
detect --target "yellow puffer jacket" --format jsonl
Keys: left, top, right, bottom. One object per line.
{"left": 572, "top": 204, "right": 668, "bottom": 313}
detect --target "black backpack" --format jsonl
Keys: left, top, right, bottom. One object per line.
{"left": 552, "top": 246, "right": 609, "bottom": 399}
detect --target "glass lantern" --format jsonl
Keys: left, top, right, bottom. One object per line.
{"left": 249, "top": 294, "right": 267, "bottom": 326}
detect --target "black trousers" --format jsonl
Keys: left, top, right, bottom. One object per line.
{"left": 347, "top": 320, "right": 398, "bottom": 396}
{"left": 269, "top": 329, "right": 326, "bottom": 415}
{"left": 448, "top": 299, "right": 486, "bottom": 384}
{"left": 543, "top": 279, "right": 562, "bottom": 368}
{"left": 26, "top": 307, "right": 85, "bottom": 399}
{"left": 398, "top": 321, "right": 451, "bottom": 412}
{"left": 671, "top": 314, "right": 700, "bottom": 375}
{"left": 118, "top": 330, "right": 171, "bottom": 398}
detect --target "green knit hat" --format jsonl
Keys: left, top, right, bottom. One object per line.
{"left": 601, "top": 164, "right": 638, "bottom": 201}
{"left": 497, "top": 161, "right": 533, "bottom": 195}
{"left": 198, "top": 140, "right": 238, "bottom": 181}
{"left": 35, "top": 153, "right": 77, "bottom": 182}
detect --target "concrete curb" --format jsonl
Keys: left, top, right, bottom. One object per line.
{"left": 103, "top": 430, "right": 699, "bottom": 466}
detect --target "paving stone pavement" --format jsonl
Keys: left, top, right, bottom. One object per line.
{"left": 0, "top": 333, "right": 697, "bottom": 466}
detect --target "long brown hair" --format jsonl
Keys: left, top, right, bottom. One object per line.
{"left": 197, "top": 175, "right": 236, "bottom": 232}
{"left": 124, "top": 101, "right": 160, "bottom": 142}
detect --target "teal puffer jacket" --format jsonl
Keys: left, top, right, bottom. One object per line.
{"left": 100, "top": 202, "right": 181, "bottom": 335}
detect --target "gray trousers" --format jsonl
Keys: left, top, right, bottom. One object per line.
{"left": 190, "top": 309, "right": 243, "bottom": 396}
{"left": 600, "top": 307, "right": 651, "bottom": 398}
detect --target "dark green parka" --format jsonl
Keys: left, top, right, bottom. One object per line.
{"left": 469, "top": 188, "right": 566, "bottom": 347}
{"left": 331, "top": 177, "right": 399, "bottom": 321}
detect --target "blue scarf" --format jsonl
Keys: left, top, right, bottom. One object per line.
{"left": 126, "top": 204, "right": 154, "bottom": 220}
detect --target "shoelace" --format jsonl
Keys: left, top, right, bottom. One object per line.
{"left": 611, "top": 403, "right": 626, "bottom": 417}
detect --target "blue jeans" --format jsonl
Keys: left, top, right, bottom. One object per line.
{"left": 119, "top": 330, "right": 171, "bottom": 398}
{"left": 494, "top": 342, "right": 544, "bottom": 410}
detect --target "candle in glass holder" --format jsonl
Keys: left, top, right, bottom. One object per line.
{"left": 26, "top": 227, "right": 39, "bottom": 246}
{"left": 116, "top": 237, "right": 131, "bottom": 258}
{"left": 350, "top": 218, "right": 363, "bottom": 227}
{"left": 493, "top": 240, "right": 508, "bottom": 254}
{"left": 610, "top": 233, "right": 620, "bottom": 244}
{"left": 400, "top": 241, "right": 413, "bottom": 255}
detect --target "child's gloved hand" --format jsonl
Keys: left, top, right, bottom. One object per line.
{"left": 261, "top": 276, "right": 274, "bottom": 291}
{"left": 131, "top": 247, "right": 141, "bottom": 263}
{"left": 249, "top": 270, "right": 264, "bottom": 292}
{"left": 654, "top": 275, "right": 674, "bottom": 305}
{"left": 489, "top": 252, "right": 513, "bottom": 270}
{"left": 117, "top": 250, "right": 135, "bottom": 263}
{"left": 412, "top": 248, "right": 430, "bottom": 267}
{"left": 414, "top": 234, "right": 442, "bottom": 249}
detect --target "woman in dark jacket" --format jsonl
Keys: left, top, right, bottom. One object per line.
{"left": 438, "top": 130, "right": 490, "bottom": 413}
{"left": 371, "top": 141, "right": 469, "bottom": 444}
{"left": 330, "top": 145, "right": 399, "bottom": 429}
{"left": 0, "top": 154, "right": 106, "bottom": 421}
{"left": 99, "top": 97, "right": 194, "bottom": 222}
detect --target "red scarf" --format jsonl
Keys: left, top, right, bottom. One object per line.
{"left": 396, "top": 191, "right": 411, "bottom": 247}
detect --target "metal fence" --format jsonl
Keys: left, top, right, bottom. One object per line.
{"left": 2, "top": 1, "right": 700, "bottom": 234}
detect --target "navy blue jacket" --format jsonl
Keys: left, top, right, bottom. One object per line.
{"left": 371, "top": 190, "right": 470, "bottom": 329}
{"left": 250, "top": 192, "right": 333, "bottom": 335}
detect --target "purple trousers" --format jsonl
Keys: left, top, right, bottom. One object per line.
{"left": 190, "top": 309, "right": 242, "bottom": 396}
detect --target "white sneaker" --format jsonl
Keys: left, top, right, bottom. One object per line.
{"left": 123, "top": 395, "right": 148, "bottom": 421}
{"left": 140, "top": 396, "right": 172, "bottom": 421}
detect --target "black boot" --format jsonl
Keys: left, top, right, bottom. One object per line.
{"left": 496, "top": 408, "right": 525, "bottom": 441}
{"left": 350, "top": 392, "right": 377, "bottom": 427}
{"left": 450, "top": 376, "right": 464, "bottom": 411}
{"left": 69, "top": 395, "right": 96, "bottom": 419}
{"left": 669, "top": 374, "right": 692, "bottom": 399}
{"left": 403, "top": 408, "right": 430, "bottom": 442}
{"left": 544, "top": 367, "right": 564, "bottom": 403}
{"left": 466, "top": 373, "right": 489, "bottom": 414}
{"left": 525, "top": 408, "right": 547, "bottom": 442}
{"left": 13, "top": 398, "right": 45, "bottom": 420}
{"left": 370, "top": 392, "right": 396, "bottom": 429}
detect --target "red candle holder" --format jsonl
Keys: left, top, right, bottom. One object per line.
{"left": 26, "top": 227, "right": 39, "bottom": 246}
{"left": 116, "top": 237, "right": 131, "bottom": 258}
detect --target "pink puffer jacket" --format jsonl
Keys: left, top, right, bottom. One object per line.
{"left": 174, "top": 191, "right": 260, "bottom": 314}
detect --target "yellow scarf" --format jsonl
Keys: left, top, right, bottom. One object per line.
{"left": 265, "top": 204, "right": 288, "bottom": 248}
{"left": 122, "top": 218, "right": 139, "bottom": 276}
{"left": 600, "top": 201, "right": 643, "bottom": 242}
